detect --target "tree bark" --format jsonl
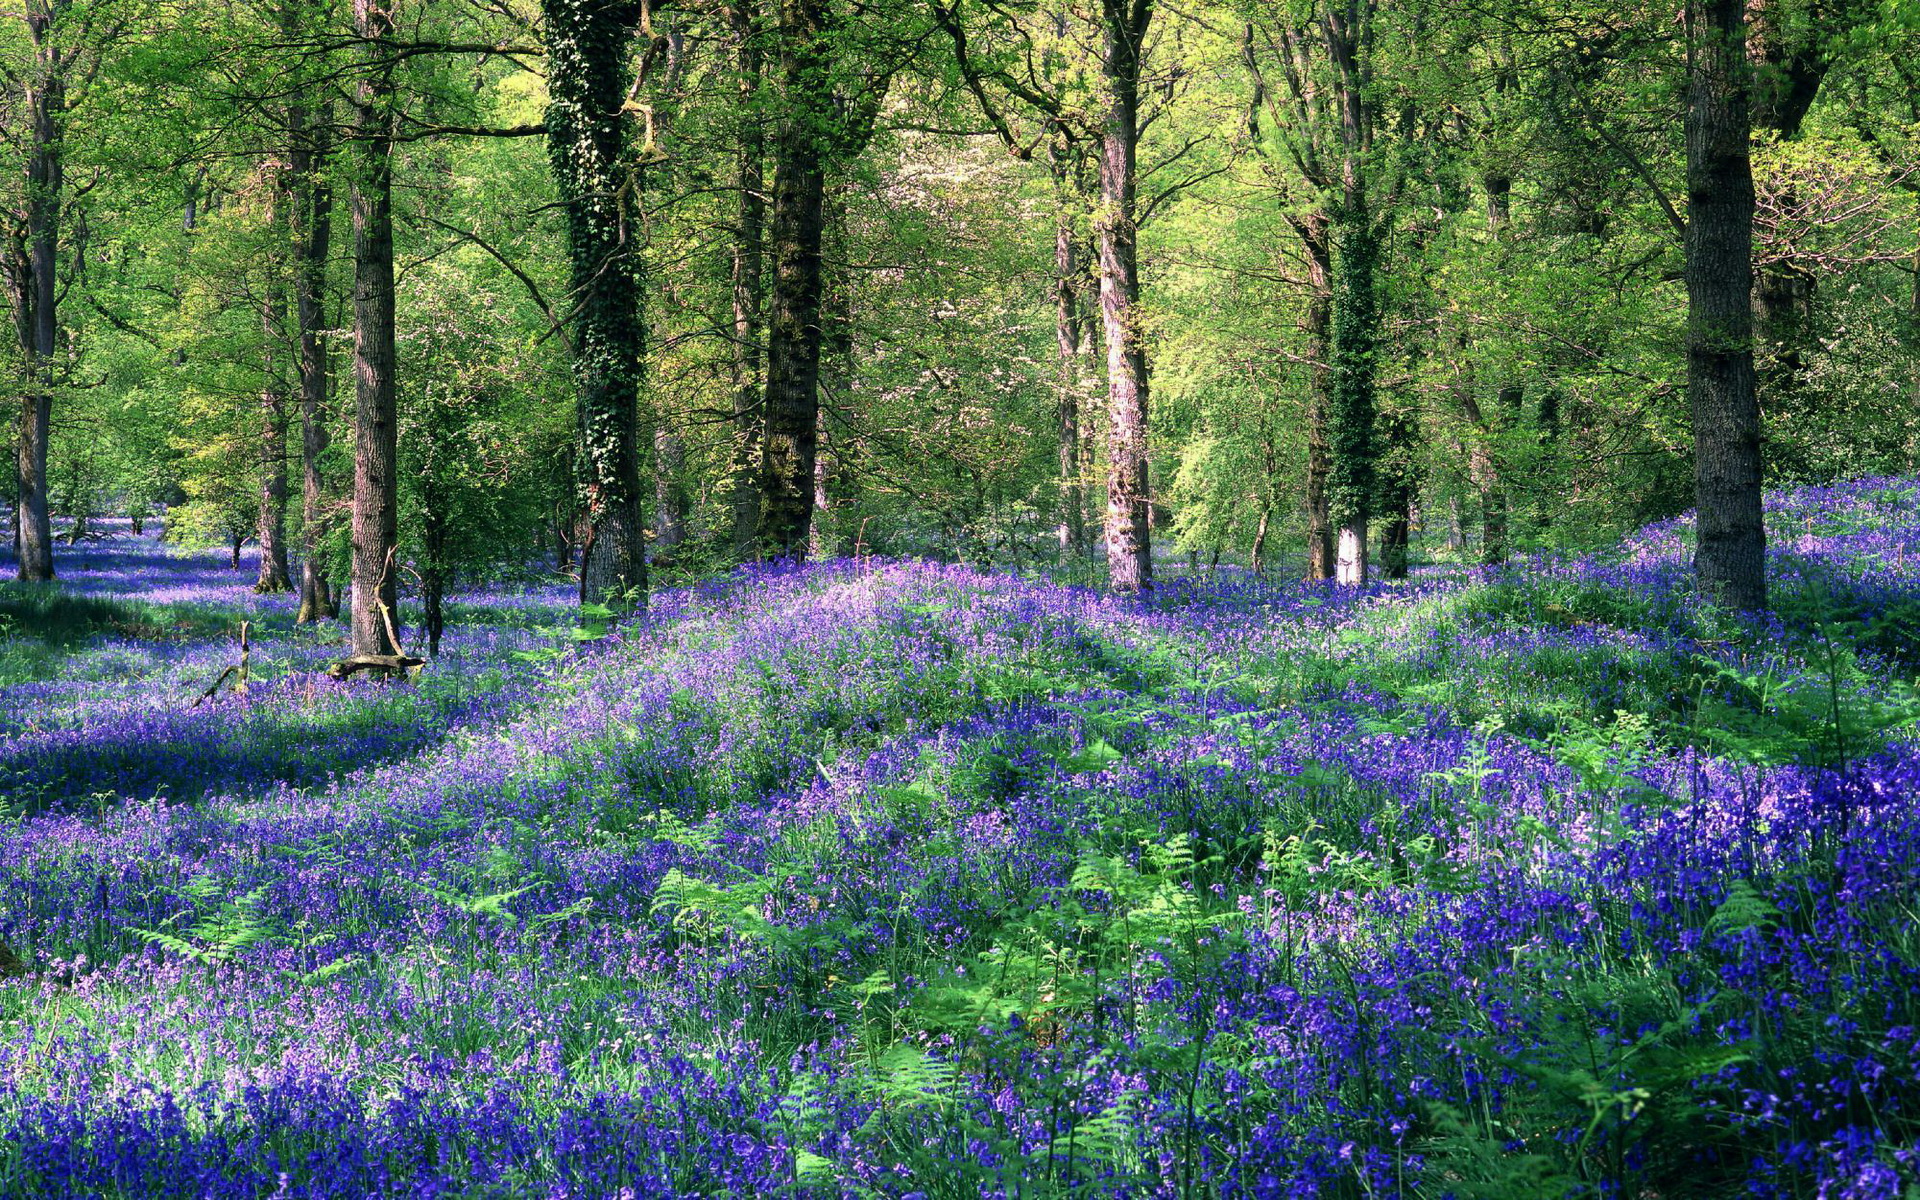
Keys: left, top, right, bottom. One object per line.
{"left": 349, "top": 0, "right": 401, "bottom": 655}
{"left": 1324, "top": 4, "right": 1375, "bottom": 588}
{"left": 1096, "top": 0, "right": 1153, "bottom": 593}
{"left": 1300, "top": 213, "right": 1336, "bottom": 580}
{"left": 255, "top": 271, "right": 293, "bottom": 593}
{"left": 1685, "top": 0, "right": 1767, "bottom": 610}
{"left": 5, "top": 0, "right": 65, "bottom": 582}
{"left": 1328, "top": 211, "right": 1376, "bottom": 589}
{"left": 727, "top": 0, "right": 766, "bottom": 558}
{"left": 811, "top": 231, "right": 852, "bottom": 559}
{"left": 544, "top": 0, "right": 649, "bottom": 607}
{"left": 759, "top": 0, "right": 831, "bottom": 560}
{"left": 1051, "top": 142, "right": 1087, "bottom": 557}
{"left": 290, "top": 100, "right": 336, "bottom": 622}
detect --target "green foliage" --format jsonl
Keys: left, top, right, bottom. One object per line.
{"left": 132, "top": 887, "right": 272, "bottom": 966}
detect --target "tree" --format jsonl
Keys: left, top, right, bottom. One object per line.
{"left": 543, "top": 0, "right": 648, "bottom": 605}
{"left": 1, "top": 0, "right": 93, "bottom": 581}
{"left": 254, "top": 174, "right": 293, "bottom": 593}
{"left": 1093, "top": 0, "right": 1154, "bottom": 591}
{"left": 348, "top": 0, "right": 403, "bottom": 655}
{"left": 758, "top": 0, "right": 890, "bottom": 560}
{"left": 725, "top": 1, "right": 767, "bottom": 556}
{"left": 283, "top": 11, "right": 339, "bottom": 623}
{"left": 1242, "top": 8, "right": 1365, "bottom": 582}
{"left": 758, "top": 0, "right": 832, "bottom": 559}
{"left": 1685, "top": 0, "right": 1767, "bottom": 609}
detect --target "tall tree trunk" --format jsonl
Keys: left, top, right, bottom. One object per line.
{"left": 1051, "top": 143, "right": 1087, "bottom": 556}
{"left": 1685, "top": 0, "right": 1767, "bottom": 609}
{"left": 7, "top": 0, "right": 64, "bottom": 582}
{"left": 348, "top": 0, "right": 401, "bottom": 655}
{"left": 544, "top": 0, "right": 649, "bottom": 607}
{"left": 290, "top": 102, "right": 335, "bottom": 622}
{"left": 1096, "top": 0, "right": 1153, "bottom": 593}
{"left": 810, "top": 405, "right": 831, "bottom": 558}
{"left": 1300, "top": 213, "right": 1336, "bottom": 580}
{"left": 255, "top": 274, "right": 293, "bottom": 593}
{"left": 727, "top": 1, "right": 766, "bottom": 557}
{"left": 759, "top": 0, "right": 831, "bottom": 560}
{"left": 421, "top": 446, "right": 447, "bottom": 655}
{"left": 1328, "top": 211, "right": 1376, "bottom": 588}
{"left": 1324, "top": 5, "right": 1376, "bottom": 588}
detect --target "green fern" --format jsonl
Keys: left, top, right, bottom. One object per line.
{"left": 132, "top": 886, "right": 272, "bottom": 965}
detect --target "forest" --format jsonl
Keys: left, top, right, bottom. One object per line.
{"left": 2, "top": 0, "right": 1920, "bottom": 1195}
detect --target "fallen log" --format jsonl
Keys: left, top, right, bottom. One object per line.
{"left": 327, "top": 653, "right": 427, "bottom": 680}
{"left": 190, "top": 622, "right": 252, "bottom": 707}
{"left": 192, "top": 666, "right": 239, "bottom": 707}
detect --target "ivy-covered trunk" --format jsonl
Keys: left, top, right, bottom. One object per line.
{"left": 759, "top": 0, "right": 830, "bottom": 560}
{"left": 348, "top": 0, "right": 401, "bottom": 656}
{"left": 1324, "top": 3, "right": 1376, "bottom": 588}
{"left": 1684, "top": 0, "right": 1766, "bottom": 610}
{"left": 544, "top": 0, "right": 648, "bottom": 607}
{"left": 1328, "top": 210, "right": 1377, "bottom": 587}
{"left": 1301, "top": 210, "right": 1335, "bottom": 581}
{"left": 1096, "top": 0, "right": 1153, "bottom": 594}
{"left": 1376, "top": 397, "right": 1417, "bottom": 580}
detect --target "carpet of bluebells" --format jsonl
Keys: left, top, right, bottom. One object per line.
{"left": 2, "top": 478, "right": 1919, "bottom": 1198}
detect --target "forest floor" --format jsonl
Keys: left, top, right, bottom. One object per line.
{"left": 2, "top": 482, "right": 1919, "bottom": 1198}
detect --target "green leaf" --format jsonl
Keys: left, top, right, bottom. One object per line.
{"left": 1061, "top": 738, "right": 1124, "bottom": 774}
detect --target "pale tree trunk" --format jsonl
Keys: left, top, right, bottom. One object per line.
{"left": 1686, "top": 0, "right": 1767, "bottom": 609}
{"left": 1097, "top": 0, "right": 1153, "bottom": 593}
{"left": 543, "top": 0, "right": 649, "bottom": 608}
{"left": 1050, "top": 143, "right": 1087, "bottom": 556}
{"left": 728, "top": 0, "right": 766, "bottom": 557}
{"left": 760, "top": 0, "right": 829, "bottom": 559}
{"left": 291, "top": 101, "right": 335, "bottom": 622}
{"left": 809, "top": 405, "right": 831, "bottom": 558}
{"left": 7, "top": 0, "right": 65, "bottom": 582}
{"left": 1251, "top": 433, "right": 1278, "bottom": 574}
{"left": 349, "top": 0, "right": 401, "bottom": 656}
